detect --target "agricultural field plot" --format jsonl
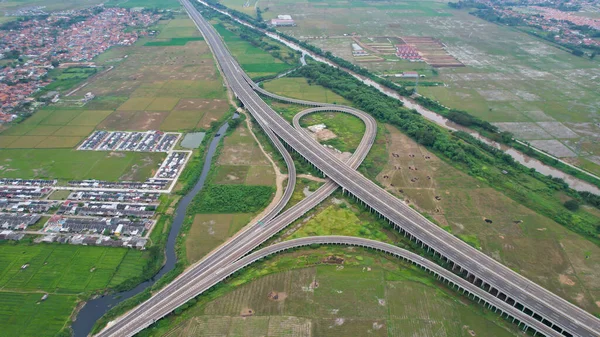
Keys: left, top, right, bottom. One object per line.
{"left": 253, "top": 0, "right": 600, "bottom": 167}
{"left": 58, "top": 15, "right": 229, "bottom": 134}
{"left": 0, "top": 149, "right": 164, "bottom": 181}
{"left": 104, "top": 0, "right": 180, "bottom": 9}
{"left": 164, "top": 252, "right": 518, "bottom": 337}
{"left": 213, "top": 22, "right": 295, "bottom": 79}
{"left": 0, "top": 243, "right": 150, "bottom": 336}
{"left": 154, "top": 17, "right": 203, "bottom": 39}
{"left": 218, "top": 0, "right": 258, "bottom": 18}
{"left": 375, "top": 124, "right": 600, "bottom": 314}
{"left": 399, "top": 36, "right": 463, "bottom": 67}
{"left": 0, "top": 292, "right": 78, "bottom": 337}
{"left": 0, "top": 107, "right": 112, "bottom": 149}
{"left": 0, "top": 0, "right": 105, "bottom": 16}
{"left": 263, "top": 78, "right": 351, "bottom": 106}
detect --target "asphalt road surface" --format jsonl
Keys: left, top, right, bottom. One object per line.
{"left": 94, "top": 2, "right": 600, "bottom": 336}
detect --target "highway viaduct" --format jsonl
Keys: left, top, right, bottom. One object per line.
{"left": 94, "top": 1, "right": 600, "bottom": 336}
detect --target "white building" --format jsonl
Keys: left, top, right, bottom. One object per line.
{"left": 271, "top": 14, "right": 295, "bottom": 26}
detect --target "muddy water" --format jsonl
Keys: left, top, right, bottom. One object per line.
{"left": 72, "top": 116, "right": 236, "bottom": 337}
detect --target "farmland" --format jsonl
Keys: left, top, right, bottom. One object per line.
{"left": 138, "top": 247, "right": 520, "bottom": 337}
{"left": 0, "top": 14, "right": 230, "bottom": 181}
{"left": 374, "top": 124, "right": 600, "bottom": 314}
{"left": 250, "top": 0, "right": 600, "bottom": 173}
{"left": 81, "top": 16, "right": 229, "bottom": 133}
{"left": 0, "top": 242, "right": 150, "bottom": 336}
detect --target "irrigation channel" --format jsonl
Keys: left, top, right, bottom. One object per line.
{"left": 72, "top": 115, "right": 237, "bottom": 337}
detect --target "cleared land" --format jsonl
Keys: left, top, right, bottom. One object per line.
{"left": 257, "top": 0, "right": 600, "bottom": 171}
{"left": 375, "top": 124, "right": 600, "bottom": 314}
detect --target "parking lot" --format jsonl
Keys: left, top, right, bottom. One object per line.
{"left": 0, "top": 179, "right": 56, "bottom": 187}
{"left": 155, "top": 151, "right": 190, "bottom": 179}
{"left": 44, "top": 215, "right": 153, "bottom": 236}
{"left": 58, "top": 200, "right": 157, "bottom": 218}
{"left": 67, "top": 190, "right": 161, "bottom": 203}
{"left": 68, "top": 178, "right": 171, "bottom": 190}
{"left": 79, "top": 130, "right": 181, "bottom": 152}
{"left": 0, "top": 186, "right": 53, "bottom": 199}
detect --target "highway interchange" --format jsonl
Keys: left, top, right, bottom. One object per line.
{"left": 95, "top": 1, "right": 600, "bottom": 336}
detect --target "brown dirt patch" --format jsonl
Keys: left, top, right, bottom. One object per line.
{"left": 240, "top": 308, "right": 254, "bottom": 317}
{"left": 559, "top": 274, "right": 576, "bottom": 286}
{"left": 322, "top": 256, "right": 344, "bottom": 264}
{"left": 267, "top": 291, "right": 288, "bottom": 302}
{"left": 315, "top": 129, "right": 337, "bottom": 141}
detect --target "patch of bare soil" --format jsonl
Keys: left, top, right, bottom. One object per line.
{"left": 226, "top": 174, "right": 240, "bottom": 181}
{"left": 372, "top": 322, "right": 384, "bottom": 330}
{"left": 559, "top": 274, "right": 576, "bottom": 286}
{"left": 322, "top": 256, "right": 344, "bottom": 264}
{"left": 240, "top": 308, "right": 254, "bottom": 317}
{"left": 267, "top": 291, "right": 288, "bottom": 302}
{"left": 108, "top": 151, "right": 125, "bottom": 158}
{"left": 316, "top": 129, "right": 337, "bottom": 141}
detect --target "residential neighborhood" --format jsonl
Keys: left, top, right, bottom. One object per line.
{"left": 0, "top": 6, "right": 161, "bottom": 121}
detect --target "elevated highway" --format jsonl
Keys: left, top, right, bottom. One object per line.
{"left": 94, "top": 1, "right": 600, "bottom": 337}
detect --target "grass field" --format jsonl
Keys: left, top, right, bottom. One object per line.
{"left": 0, "top": 149, "right": 164, "bottom": 181}
{"left": 0, "top": 242, "right": 151, "bottom": 336}
{"left": 185, "top": 213, "right": 253, "bottom": 263}
{"left": 0, "top": 292, "right": 78, "bottom": 337}
{"left": 263, "top": 77, "right": 351, "bottom": 105}
{"left": 0, "top": 108, "right": 113, "bottom": 148}
{"left": 374, "top": 124, "right": 600, "bottom": 314}
{"left": 299, "top": 111, "right": 365, "bottom": 153}
{"left": 213, "top": 22, "right": 295, "bottom": 79}
{"left": 142, "top": 248, "right": 519, "bottom": 337}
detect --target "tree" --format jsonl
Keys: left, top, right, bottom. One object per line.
{"left": 51, "top": 60, "right": 60, "bottom": 68}
{"left": 564, "top": 200, "right": 580, "bottom": 212}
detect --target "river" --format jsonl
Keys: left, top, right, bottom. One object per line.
{"left": 72, "top": 116, "right": 235, "bottom": 337}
